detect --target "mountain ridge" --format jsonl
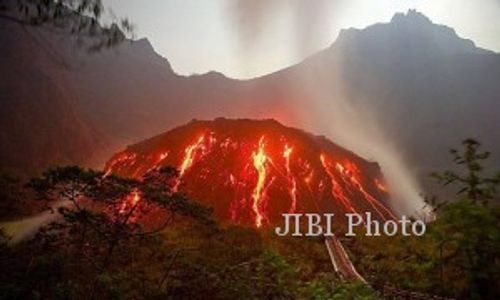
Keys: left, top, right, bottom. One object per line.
{"left": 0, "top": 10, "right": 498, "bottom": 213}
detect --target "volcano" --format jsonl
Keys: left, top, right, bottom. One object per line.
{"left": 105, "top": 119, "right": 396, "bottom": 227}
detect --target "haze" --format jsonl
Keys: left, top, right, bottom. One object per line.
{"left": 102, "top": 0, "right": 500, "bottom": 79}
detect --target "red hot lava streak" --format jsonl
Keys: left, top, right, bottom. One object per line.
{"left": 105, "top": 118, "right": 396, "bottom": 227}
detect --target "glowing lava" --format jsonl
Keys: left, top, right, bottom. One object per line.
{"left": 283, "top": 144, "right": 298, "bottom": 213}
{"left": 251, "top": 136, "right": 269, "bottom": 228}
{"left": 118, "top": 189, "right": 141, "bottom": 218}
{"left": 335, "top": 162, "right": 396, "bottom": 221}
{"left": 320, "top": 154, "right": 358, "bottom": 214}
{"left": 105, "top": 119, "right": 396, "bottom": 227}
{"left": 173, "top": 136, "right": 206, "bottom": 191}
{"left": 179, "top": 136, "right": 205, "bottom": 178}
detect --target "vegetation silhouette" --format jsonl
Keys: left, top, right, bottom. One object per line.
{"left": 0, "top": 139, "right": 498, "bottom": 299}
{"left": 0, "top": 0, "right": 133, "bottom": 51}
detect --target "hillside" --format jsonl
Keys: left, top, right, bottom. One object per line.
{"left": 0, "top": 19, "right": 105, "bottom": 174}
{"left": 1, "top": 10, "right": 498, "bottom": 204}
{"left": 105, "top": 118, "right": 394, "bottom": 226}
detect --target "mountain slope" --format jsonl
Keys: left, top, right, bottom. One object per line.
{"left": 0, "top": 10, "right": 498, "bottom": 206}
{"left": 105, "top": 118, "right": 394, "bottom": 226}
{"left": 0, "top": 19, "right": 105, "bottom": 174}
{"left": 297, "top": 10, "right": 500, "bottom": 181}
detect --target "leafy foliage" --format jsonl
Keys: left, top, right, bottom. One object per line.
{"left": 0, "top": 166, "right": 216, "bottom": 299}
{"left": 352, "top": 139, "right": 500, "bottom": 299}
{"left": 0, "top": 165, "right": 380, "bottom": 299}
{"left": 431, "top": 138, "right": 500, "bottom": 203}
{"left": 0, "top": 0, "right": 134, "bottom": 51}
{"left": 430, "top": 138, "right": 500, "bottom": 299}
{"left": 430, "top": 199, "right": 500, "bottom": 299}
{"left": 3, "top": 138, "right": 496, "bottom": 299}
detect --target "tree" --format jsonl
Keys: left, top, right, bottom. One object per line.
{"left": 20, "top": 165, "right": 214, "bottom": 299}
{"left": 350, "top": 139, "right": 499, "bottom": 299}
{"left": 0, "top": 0, "right": 133, "bottom": 51}
{"left": 431, "top": 201, "right": 500, "bottom": 299}
{"left": 0, "top": 172, "right": 32, "bottom": 219}
{"left": 430, "top": 139, "right": 500, "bottom": 299}
{"left": 431, "top": 138, "right": 500, "bottom": 204}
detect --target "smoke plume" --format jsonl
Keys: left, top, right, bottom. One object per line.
{"left": 228, "top": 0, "right": 344, "bottom": 58}
{"left": 226, "top": 2, "right": 428, "bottom": 216}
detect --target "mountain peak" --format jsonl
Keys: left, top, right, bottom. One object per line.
{"left": 133, "top": 38, "right": 155, "bottom": 52}
{"left": 391, "top": 9, "right": 432, "bottom": 25}
{"left": 189, "top": 70, "right": 228, "bottom": 80}
{"left": 331, "top": 9, "right": 489, "bottom": 56}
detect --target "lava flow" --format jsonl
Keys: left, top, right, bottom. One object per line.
{"left": 251, "top": 137, "right": 269, "bottom": 227}
{"left": 105, "top": 118, "right": 396, "bottom": 227}
{"left": 283, "top": 144, "right": 298, "bottom": 214}
{"left": 173, "top": 135, "right": 206, "bottom": 192}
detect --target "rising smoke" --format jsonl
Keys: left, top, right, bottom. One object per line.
{"left": 228, "top": 0, "right": 344, "bottom": 61}
{"left": 227, "top": 1, "right": 428, "bottom": 217}
{"left": 295, "top": 69, "right": 427, "bottom": 217}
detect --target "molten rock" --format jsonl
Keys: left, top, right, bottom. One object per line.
{"left": 105, "top": 118, "right": 396, "bottom": 227}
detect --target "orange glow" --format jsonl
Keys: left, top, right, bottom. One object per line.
{"left": 320, "top": 154, "right": 357, "bottom": 214}
{"left": 105, "top": 121, "right": 398, "bottom": 228}
{"left": 172, "top": 136, "right": 206, "bottom": 192}
{"left": 305, "top": 170, "right": 314, "bottom": 184}
{"left": 251, "top": 136, "right": 268, "bottom": 227}
{"left": 179, "top": 136, "right": 205, "bottom": 178}
{"left": 131, "top": 190, "right": 140, "bottom": 205}
{"left": 119, "top": 189, "right": 141, "bottom": 217}
{"left": 336, "top": 161, "right": 396, "bottom": 220}
{"left": 283, "top": 144, "right": 298, "bottom": 213}
{"left": 283, "top": 144, "right": 293, "bottom": 161}
{"left": 159, "top": 152, "right": 169, "bottom": 161}
{"left": 374, "top": 178, "right": 388, "bottom": 193}
{"left": 104, "top": 152, "right": 137, "bottom": 177}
